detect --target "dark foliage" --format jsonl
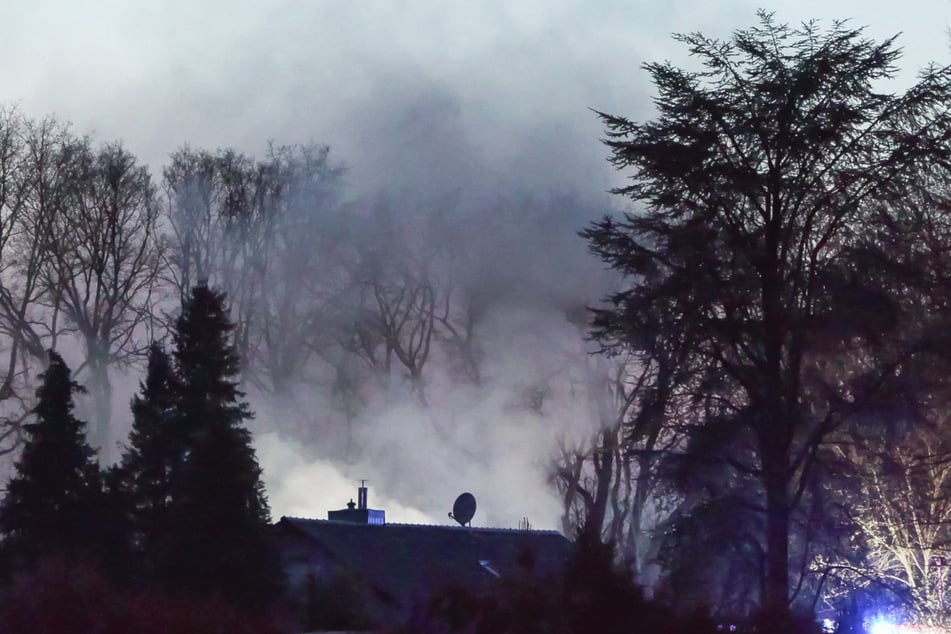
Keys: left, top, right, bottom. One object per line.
{"left": 301, "top": 571, "right": 373, "bottom": 632}
{"left": 119, "top": 342, "right": 180, "bottom": 579}
{"left": 401, "top": 526, "right": 700, "bottom": 634}
{"left": 92, "top": 464, "right": 137, "bottom": 582}
{"left": 155, "top": 284, "right": 283, "bottom": 613}
{"left": 582, "top": 11, "right": 951, "bottom": 614}
{"left": 0, "top": 351, "right": 102, "bottom": 569}
{"left": 0, "top": 558, "right": 288, "bottom": 634}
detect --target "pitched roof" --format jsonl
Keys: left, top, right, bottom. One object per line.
{"left": 276, "top": 516, "right": 572, "bottom": 615}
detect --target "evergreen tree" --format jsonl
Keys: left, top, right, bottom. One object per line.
{"left": 120, "top": 342, "right": 180, "bottom": 577}
{"left": 582, "top": 13, "right": 951, "bottom": 615}
{"left": 159, "top": 284, "right": 282, "bottom": 612}
{"left": 0, "top": 351, "right": 100, "bottom": 567}
{"left": 93, "top": 463, "right": 136, "bottom": 582}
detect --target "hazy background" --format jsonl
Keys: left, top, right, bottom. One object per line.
{"left": 1, "top": 0, "right": 949, "bottom": 530}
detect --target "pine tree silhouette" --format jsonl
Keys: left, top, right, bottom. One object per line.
{"left": 0, "top": 351, "right": 100, "bottom": 567}
{"left": 120, "top": 342, "right": 180, "bottom": 578}
{"left": 159, "top": 285, "right": 282, "bottom": 612}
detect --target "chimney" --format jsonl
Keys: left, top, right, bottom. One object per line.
{"left": 358, "top": 480, "right": 368, "bottom": 510}
{"left": 328, "top": 481, "right": 385, "bottom": 525}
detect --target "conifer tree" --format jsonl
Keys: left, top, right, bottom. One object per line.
{"left": 159, "top": 284, "right": 282, "bottom": 612}
{"left": 120, "top": 342, "right": 180, "bottom": 575}
{"left": 0, "top": 351, "right": 100, "bottom": 567}
{"left": 582, "top": 13, "right": 951, "bottom": 614}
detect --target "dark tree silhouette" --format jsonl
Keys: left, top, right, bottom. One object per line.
{"left": 119, "top": 342, "right": 179, "bottom": 577}
{"left": 158, "top": 284, "right": 282, "bottom": 612}
{"left": 0, "top": 350, "right": 100, "bottom": 567}
{"left": 583, "top": 12, "right": 951, "bottom": 615}
{"left": 402, "top": 524, "right": 693, "bottom": 634}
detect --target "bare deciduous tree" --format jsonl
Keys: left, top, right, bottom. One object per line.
{"left": 551, "top": 342, "right": 677, "bottom": 584}
{"left": 0, "top": 115, "right": 80, "bottom": 454}
{"left": 815, "top": 422, "right": 951, "bottom": 625}
{"left": 164, "top": 145, "right": 348, "bottom": 396}
{"left": 347, "top": 202, "right": 437, "bottom": 402}
{"left": 45, "top": 140, "right": 161, "bottom": 457}
{"left": 250, "top": 144, "right": 347, "bottom": 395}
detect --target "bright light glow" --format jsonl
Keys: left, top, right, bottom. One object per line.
{"left": 869, "top": 619, "right": 898, "bottom": 634}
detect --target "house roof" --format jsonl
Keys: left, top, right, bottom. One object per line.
{"left": 276, "top": 516, "right": 573, "bottom": 615}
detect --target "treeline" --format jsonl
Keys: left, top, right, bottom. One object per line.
{"left": 0, "top": 106, "right": 602, "bottom": 465}
{"left": 0, "top": 103, "right": 616, "bottom": 580}
{"left": 0, "top": 284, "right": 284, "bottom": 631}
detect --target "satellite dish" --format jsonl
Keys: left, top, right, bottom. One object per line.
{"left": 451, "top": 492, "right": 476, "bottom": 527}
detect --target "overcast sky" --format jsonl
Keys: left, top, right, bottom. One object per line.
{"left": 3, "top": 1, "right": 949, "bottom": 194}
{"left": 3, "top": 1, "right": 951, "bottom": 526}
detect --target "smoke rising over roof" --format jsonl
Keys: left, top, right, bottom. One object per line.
{"left": 1, "top": 0, "right": 949, "bottom": 529}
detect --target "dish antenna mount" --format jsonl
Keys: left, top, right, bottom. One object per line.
{"left": 449, "top": 492, "right": 476, "bottom": 527}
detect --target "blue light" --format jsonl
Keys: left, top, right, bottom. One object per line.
{"left": 868, "top": 618, "right": 897, "bottom": 634}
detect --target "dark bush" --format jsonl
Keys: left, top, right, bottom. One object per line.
{"left": 399, "top": 526, "right": 717, "bottom": 634}
{"left": 0, "top": 558, "right": 288, "bottom": 634}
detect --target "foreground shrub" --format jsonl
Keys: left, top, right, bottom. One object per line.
{"left": 0, "top": 558, "right": 288, "bottom": 634}
{"left": 399, "top": 528, "right": 714, "bottom": 634}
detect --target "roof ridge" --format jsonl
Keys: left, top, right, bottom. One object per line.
{"left": 279, "top": 516, "right": 565, "bottom": 536}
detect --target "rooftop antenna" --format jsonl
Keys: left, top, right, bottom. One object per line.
{"left": 449, "top": 492, "right": 476, "bottom": 527}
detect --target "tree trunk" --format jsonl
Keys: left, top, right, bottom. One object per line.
{"left": 88, "top": 356, "right": 113, "bottom": 463}
{"left": 763, "top": 450, "right": 789, "bottom": 613}
{"left": 588, "top": 428, "right": 615, "bottom": 536}
{"left": 762, "top": 217, "right": 790, "bottom": 614}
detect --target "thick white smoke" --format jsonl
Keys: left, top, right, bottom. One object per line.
{"left": 2, "top": 1, "right": 948, "bottom": 536}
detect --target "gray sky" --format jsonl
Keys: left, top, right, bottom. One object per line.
{"left": 3, "top": 1, "right": 951, "bottom": 527}
{"left": 3, "top": 1, "right": 949, "bottom": 194}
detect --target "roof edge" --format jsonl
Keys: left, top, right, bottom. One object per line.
{"left": 278, "top": 516, "right": 568, "bottom": 538}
